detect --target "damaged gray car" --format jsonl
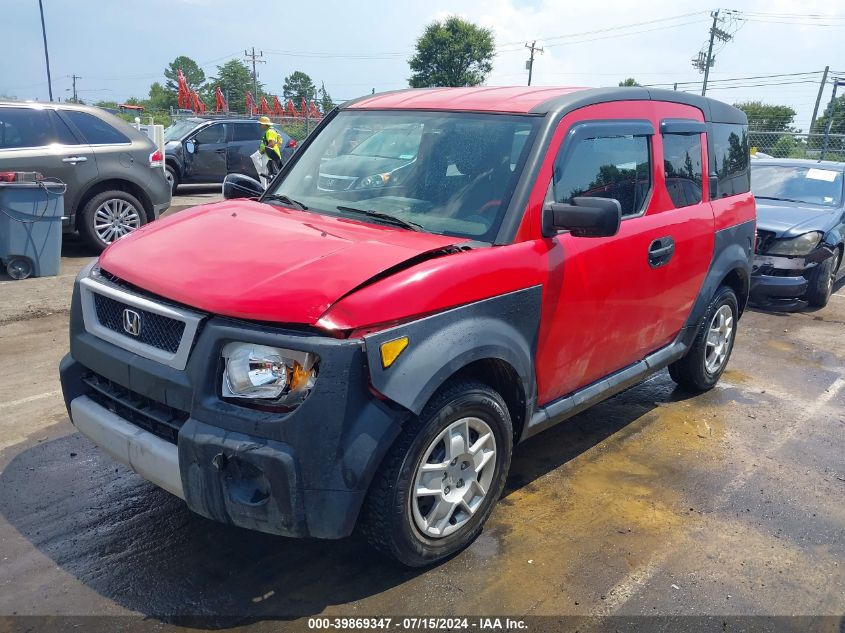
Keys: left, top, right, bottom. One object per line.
{"left": 750, "top": 159, "right": 844, "bottom": 310}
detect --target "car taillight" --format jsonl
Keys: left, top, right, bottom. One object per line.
{"left": 287, "top": 139, "right": 297, "bottom": 148}
{"left": 149, "top": 149, "right": 163, "bottom": 168}
{"left": 0, "top": 171, "right": 43, "bottom": 182}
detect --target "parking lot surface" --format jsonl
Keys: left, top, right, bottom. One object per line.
{"left": 0, "top": 191, "right": 843, "bottom": 630}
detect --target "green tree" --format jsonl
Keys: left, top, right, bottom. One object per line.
{"left": 207, "top": 59, "right": 260, "bottom": 114}
{"left": 618, "top": 78, "right": 640, "bottom": 87}
{"left": 318, "top": 81, "right": 334, "bottom": 113}
{"left": 734, "top": 101, "right": 796, "bottom": 132}
{"left": 146, "top": 81, "right": 175, "bottom": 111}
{"left": 94, "top": 100, "right": 118, "bottom": 109}
{"left": 408, "top": 16, "right": 494, "bottom": 88}
{"left": 283, "top": 71, "right": 317, "bottom": 103}
{"left": 164, "top": 55, "right": 206, "bottom": 93}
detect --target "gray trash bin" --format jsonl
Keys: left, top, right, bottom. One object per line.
{"left": 0, "top": 178, "right": 66, "bottom": 279}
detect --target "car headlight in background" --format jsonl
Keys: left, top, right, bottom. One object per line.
{"left": 355, "top": 172, "right": 391, "bottom": 189}
{"left": 765, "top": 232, "right": 823, "bottom": 256}
{"left": 221, "top": 342, "right": 318, "bottom": 408}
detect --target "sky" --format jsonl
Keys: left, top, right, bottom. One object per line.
{"left": 2, "top": 0, "right": 843, "bottom": 128}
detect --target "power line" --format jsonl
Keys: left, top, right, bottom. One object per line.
{"left": 243, "top": 47, "right": 265, "bottom": 111}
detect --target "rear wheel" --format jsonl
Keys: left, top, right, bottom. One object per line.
{"left": 805, "top": 250, "right": 840, "bottom": 308}
{"left": 360, "top": 378, "right": 512, "bottom": 567}
{"left": 669, "top": 285, "right": 738, "bottom": 391}
{"left": 79, "top": 190, "right": 147, "bottom": 252}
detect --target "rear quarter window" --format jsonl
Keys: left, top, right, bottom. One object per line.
{"left": 711, "top": 123, "right": 750, "bottom": 197}
{"left": 63, "top": 110, "right": 130, "bottom": 145}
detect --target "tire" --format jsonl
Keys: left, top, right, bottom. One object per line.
{"left": 164, "top": 164, "right": 180, "bottom": 194}
{"left": 669, "top": 285, "right": 738, "bottom": 391}
{"left": 360, "top": 378, "right": 513, "bottom": 567}
{"left": 805, "top": 250, "right": 840, "bottom": 308}
{"left": 79, "top": 190, "right": 148, "bottom": 252}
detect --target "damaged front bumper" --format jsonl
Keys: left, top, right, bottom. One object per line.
{"left": 59, "top": 272, "right": 407, "bottom": 540}
{"left": 749, "top": 246, "right": 835, "bottom": 311}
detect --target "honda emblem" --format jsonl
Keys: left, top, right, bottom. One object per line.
{"left": 122, "top": 309, "right": 141, "bottom": 337}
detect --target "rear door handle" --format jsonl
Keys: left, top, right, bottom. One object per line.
{"left": 648, "top": 236, "right": 675, "bottom": 268}
{"left": 62, "top": 156, "right": 87, "bottom": 163}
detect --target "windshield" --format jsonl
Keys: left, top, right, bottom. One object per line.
{"left": 164, "top": 119, "right": 200, "bottom": 142}
{"left": 266, "top": 110, "right": 539, "bottom": 241}
{"left": 752, "top": 164, "right": 843, "bottom": 207}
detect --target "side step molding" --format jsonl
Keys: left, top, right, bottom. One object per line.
{"left": 521, "top": 340, "right": 688, "bottom": 441}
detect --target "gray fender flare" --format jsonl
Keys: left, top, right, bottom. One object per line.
{"left": 364, "top": 286, "right": 542, "bottom": 416}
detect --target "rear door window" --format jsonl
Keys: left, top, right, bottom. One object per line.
{"left": 63, "top": 110, "right": 130, "bottom": 145}
{"left": 553, "top": 134, "right": 652, "bottom": 217}
{"left": 232, "top": 122, "right": 264, "bottom": 142}
{"left": 663, "top": 133, "right": 703, "bottom": 207}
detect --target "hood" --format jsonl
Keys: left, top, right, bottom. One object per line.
{"left": 319, "top": 154, "right": 410, "bottom": 178}
{"left": 98, "top": 200, "right": 462, "bottom": 324}
{"left": 754, "top": 199, "right": 838, "bottom": 238}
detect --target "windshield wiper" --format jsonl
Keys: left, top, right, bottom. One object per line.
{"left": 263, "top": 194, "right": 309, "bottom": 210}
{"left": 335, "top": 206, "right": 423, "bottom": 231}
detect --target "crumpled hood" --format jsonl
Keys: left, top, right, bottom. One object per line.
{"left": 755, "top": 199, "right": 837, "bottom": 238}
{"left": 98, "top": 200, "right": 462, "bottom": 324}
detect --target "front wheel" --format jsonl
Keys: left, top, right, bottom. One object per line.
{"left": 669, "top": 285, "right": 738, "bottom": 391}
{"left": 360, "top": 379, "right": 513, "bottom": 567}
{"left": 805, "top": 250, "right": 840, "bottom": 308}
{"left": 164, "top": 164, "right": 180, "bottom": 194}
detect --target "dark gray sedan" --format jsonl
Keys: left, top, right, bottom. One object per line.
{"left": 163, "top": 118, "right": 296, "bottom": 193}
{"left": 750, "top": 159, "right": 845, "bottom": 310}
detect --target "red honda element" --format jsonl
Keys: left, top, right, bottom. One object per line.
{"left": 60, "top": 87, "right": 755, "bottom": 566}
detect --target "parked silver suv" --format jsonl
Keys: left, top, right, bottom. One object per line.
{"left": 0, "top": 102, "right": 171, "bottom": 251}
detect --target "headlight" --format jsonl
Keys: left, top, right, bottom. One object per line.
{"left": 221, "top": 342, "right": 318, "bottom": 408}
{"left": 355, "top": 173, "right": 391, "bottom": 189}
{"left": 765, "top": 232, "right": 823, "bottom": 256}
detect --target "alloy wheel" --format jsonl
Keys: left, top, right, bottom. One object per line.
{"left": 704, "top": 304, "right": 734, "bottom": 374}
{"left": 411, "top": 417, "right": 497, "bottom": 539}
{"left": 94, "top": 198, "right": 141, "bottom": 244}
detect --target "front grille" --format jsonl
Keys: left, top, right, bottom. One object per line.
{"left": 317, "top": 173, "right": 356, "bottom": 191}
{"left": 82, "top": 371, "right": 188, "bottom": 444}
{"left": 93, "top": 293, "right": 185, "bottom": 353}
{"left": 755, "top": 230, "right": 775, "bottom": 255}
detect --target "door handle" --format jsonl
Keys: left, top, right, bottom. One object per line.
{"left": 62, "top": 156, "right": 87, "bottom": 163}
{"left": 215, "top": 149, "right": 227, "bottom": 154}
{"left": 648, "top": 236, "right": 675, "bottom": 268}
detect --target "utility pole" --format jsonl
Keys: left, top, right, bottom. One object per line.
{"left": 691, "top": 10, "right": 733, "bottom": 96}
{"left": 820, "top": 78, "right": 844, "bottom": 161}
{"left": 525, "top": 41, "right": 544, "bottom": 86}
{"left": 243, "top": 47, "right": 265, "bottom": 114}
{"left": 811, "top": 66, "right": 830, "bottom": 131}
{"left": 70, "top": 74, "right": 81, "bottom": 103}
{"left": 38, "top": 0, "right": 53, "bottom": 101}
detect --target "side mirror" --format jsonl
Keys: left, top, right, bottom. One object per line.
{"left": 223, "top": 173, "right": 264, "bottom": 199}
{"left": 542, "top": 196, "right": 621, "bottom": 238}
{"left": 185, "top": 140, "right": 196, "bottom": 154}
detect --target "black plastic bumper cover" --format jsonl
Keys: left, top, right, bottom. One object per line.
{"left": 60, "top": 276, "right": 407, "bottom": 539}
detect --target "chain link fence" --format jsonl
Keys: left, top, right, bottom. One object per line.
{"left": 746, "top": 117, "right": 845, "bottom": 162}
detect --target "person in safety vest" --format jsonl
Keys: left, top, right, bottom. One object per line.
{"left": 257, "top": 116, "right": 283, "bottom": 176}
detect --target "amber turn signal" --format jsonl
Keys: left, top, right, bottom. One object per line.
{"left": 380, "top": 337, "right": 409, "bottom": 369}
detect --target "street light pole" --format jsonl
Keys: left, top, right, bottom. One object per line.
{"left": 38, "top": 0, "right": 53, "bottom": 101}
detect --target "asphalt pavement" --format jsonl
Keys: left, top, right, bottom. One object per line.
{"left": 0, "top": 190, "right": 843, "bottom": 631}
